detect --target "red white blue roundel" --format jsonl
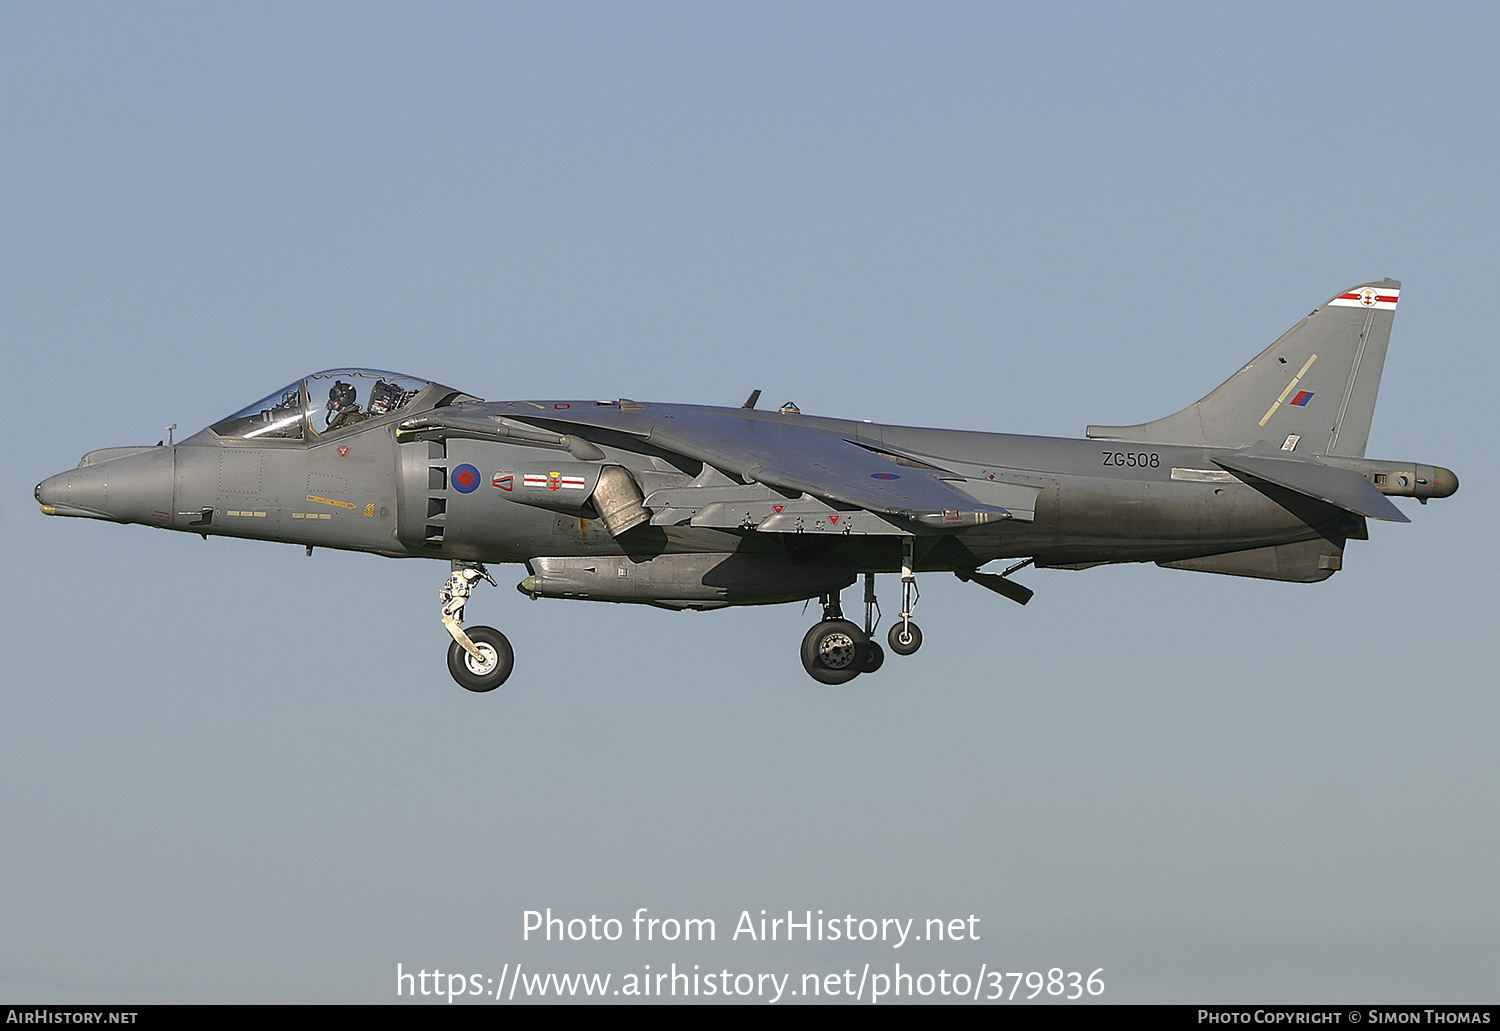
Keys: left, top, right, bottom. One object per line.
{"left": 452, "top": 464, "right": 482, "bottom": 493}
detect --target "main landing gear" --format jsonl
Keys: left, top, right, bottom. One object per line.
{"left": 440, "top": 561, "right": 514, "bottom": 692}
{"left": 800, "top": 596, "right": 870, "bottom": 686}
{"left": 799, "top": 545, "right": 922, "bottom": 685}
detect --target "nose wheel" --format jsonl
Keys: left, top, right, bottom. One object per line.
{"left": 447, "top": 625, "right": 515, "bottom": 692}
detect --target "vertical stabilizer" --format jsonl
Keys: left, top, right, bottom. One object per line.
{"left": 1087, "top": 280, "right": 1399, "bottom": 457}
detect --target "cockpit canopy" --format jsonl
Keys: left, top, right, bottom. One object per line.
{"left": 209, "top": 369, "right": 442, "bottom": 441}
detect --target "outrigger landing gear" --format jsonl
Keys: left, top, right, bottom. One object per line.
{"left": 887, "top": 536, "right": 923, "bottom": 656}
{"left": 800, "top": 589, "right": 870, "bottom": 685}
{"left": 440, "top": 561, "right": 514, "bottom": 692}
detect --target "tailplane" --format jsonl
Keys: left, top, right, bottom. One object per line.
{"left": 1087, "top": 279, "right": 1400, "bottom": 458}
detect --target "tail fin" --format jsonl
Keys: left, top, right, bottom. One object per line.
{"left": 1087, "top": 279, "right": 1400, "bottom": 458}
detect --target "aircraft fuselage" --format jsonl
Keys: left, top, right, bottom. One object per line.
{"left": 39, "top": 401, "right": 1448, "bottom": 578}
{"left": 34, "top": 281, "right": 1461, "bottom": 687}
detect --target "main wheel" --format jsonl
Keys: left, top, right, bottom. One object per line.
{"left": 862, "top": 640, "right": 885, "bottom": 674}
{"left": 800, "top": 619, "right": 868, "bottom": 685}
{"left": 887, "top": 620, "right": 923, "bottom": 656}
{"left": 447, "top": 626, "right": 515, "bottom": 692}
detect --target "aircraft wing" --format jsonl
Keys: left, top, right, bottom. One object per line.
{"left": 501, "top": 404, "right": 1013, "bottom": 529}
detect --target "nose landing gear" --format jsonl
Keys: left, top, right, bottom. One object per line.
{"left": 440, "top": 561, "right": 514, "bottom": 692}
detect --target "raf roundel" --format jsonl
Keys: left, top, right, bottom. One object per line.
{"left": 452, "top": 463, "right": 482, "bottom": 493}
{"left": 871, "top": 472, "right": 901, "bottom": 480}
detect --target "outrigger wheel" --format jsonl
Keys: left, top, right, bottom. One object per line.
{"left": 800, "top": 619, "right": 870, "bottom": 685}
{"left": 888, "top": 620, "right": 923, "bottom": 656}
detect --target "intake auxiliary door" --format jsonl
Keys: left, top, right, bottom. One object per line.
{"left": 396, "top": 439, "right": 450, "bottom": 551}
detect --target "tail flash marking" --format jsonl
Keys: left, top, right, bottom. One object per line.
{"left": 1258, "top": 354, "right": 1319, "bottom": 427}
{"left": 1330, "top": 287, "right": 1399, "bottom": 309}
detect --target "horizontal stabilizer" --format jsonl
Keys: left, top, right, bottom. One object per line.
{"left": 1213, "top": 449, "right": 1409, "bottom": 522}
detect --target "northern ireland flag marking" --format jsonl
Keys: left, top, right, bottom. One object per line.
{"left": 1330, "top": 286, "right": 1399, "bottom": 309}
{"left": 523, "top": 471, "right": 587, "bottom": 491}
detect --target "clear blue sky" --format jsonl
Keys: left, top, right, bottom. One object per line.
{"left": 2, "top": 0, "right": 1495, "bottom": 1003}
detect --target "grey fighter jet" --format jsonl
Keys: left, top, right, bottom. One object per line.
{"left": 36, "top": 280, "right": 1457, "bottom": 690}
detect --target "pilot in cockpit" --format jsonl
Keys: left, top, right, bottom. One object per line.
{"left": 325, "top": 380, "right": 366, "bottom": 431}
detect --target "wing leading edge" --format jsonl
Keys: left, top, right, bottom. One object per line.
{"left": 637, "top": 409, "right": 1011, "bottom": 528}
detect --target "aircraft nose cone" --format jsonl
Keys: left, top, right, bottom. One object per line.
{"left": 36, "top": 466, "right": 101, "bottom": 516}
{"left": 1430, "top": 466, "right": 1459, "bottom": 498}
{"left": 37, "top": 447, "right": 174, "bottom": 524}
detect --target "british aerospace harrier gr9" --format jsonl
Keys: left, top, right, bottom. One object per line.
{"left": 36, "top": 280, "right": 1457, "bottom": 691}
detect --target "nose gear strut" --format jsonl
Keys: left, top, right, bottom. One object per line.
{"left": 439, "top": 561, "right": 514, "bottom": 692}
{"left": 441, "top": 561, "right": 495, "bottom": 659}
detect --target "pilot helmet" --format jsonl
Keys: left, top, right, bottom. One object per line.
{"left": 328, "top": 380, "right": 358, "bottom": 412}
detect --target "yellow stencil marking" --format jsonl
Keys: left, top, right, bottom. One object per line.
{"left": 1259, "top": 353, "right": 1318, "bottom": 426}
{"left": 307, "top": 494, "right": 356, "bottom": 510}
